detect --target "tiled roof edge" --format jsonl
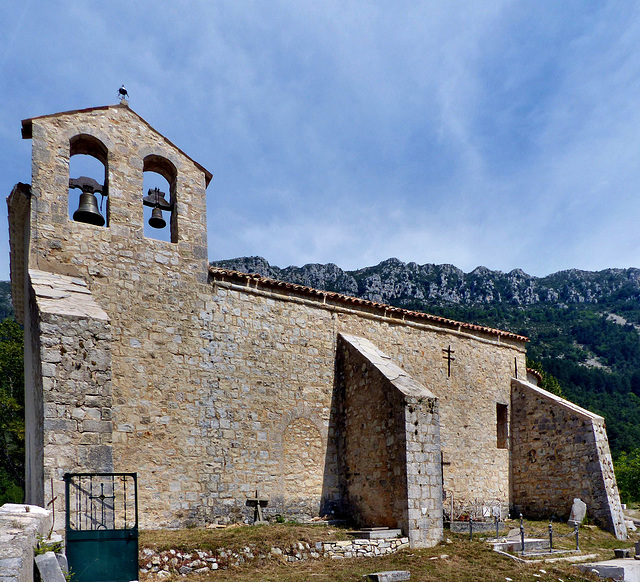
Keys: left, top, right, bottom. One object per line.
{"left": 526, "top": 368, "right": 543, "bottom": 383}
{"left": 209, "top": 266, "right": 529, "bottom": 343}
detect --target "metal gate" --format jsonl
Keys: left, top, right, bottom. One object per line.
{"left": 64, "top": 472, "right": 138, "bottom": 582}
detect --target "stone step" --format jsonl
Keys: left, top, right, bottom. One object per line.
{"left": 348, "top": 529, "right": 403, "bottom": 540}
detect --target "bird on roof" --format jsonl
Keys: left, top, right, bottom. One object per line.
{"left": 118, "top": 85, "right": 129, "bottom": 101}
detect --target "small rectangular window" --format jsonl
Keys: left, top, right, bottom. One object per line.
{"left": 496, "top": 403, "right": 508, "bottom": 449}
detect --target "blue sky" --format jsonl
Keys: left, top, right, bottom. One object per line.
{"left": 2, "top": 1, "right": 640, "bottom": 279}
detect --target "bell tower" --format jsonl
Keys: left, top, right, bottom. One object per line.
{"left": 19, "top": 102, "right": 212, "bottom": 285}
{"left": 8, "top": 103, "right": 212, "bottom": 519}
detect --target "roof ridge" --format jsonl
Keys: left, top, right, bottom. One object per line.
{"left": 208, "top": 266, "right": 528, "bottom": 342}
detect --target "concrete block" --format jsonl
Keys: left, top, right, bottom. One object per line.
{"left": 35, "top": 552, "right": 66, "bottom": 582}
{"left": 55, "top": 553, "right": 68, "bottom": 574}
{"left": 577, "top": 560, "right": 640, "bottom": 582}
{"left": 363, "top": 571, "right": 410, "bottom": 581}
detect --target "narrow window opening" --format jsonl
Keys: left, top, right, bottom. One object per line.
{"left": 496, "top": 403, "right": 508, "bottom": 449}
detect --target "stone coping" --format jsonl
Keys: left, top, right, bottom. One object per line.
{"left": 29, "top": 269, "right": 109, "bottom": 320}
{"left": 511, "top": 377, "right": 604, "bottom": 422}
{"left": 21, "top": 103, "right": 213, "bottom": 184}
{"left": 340, "top": 334, "right": 435, "bottom": 400}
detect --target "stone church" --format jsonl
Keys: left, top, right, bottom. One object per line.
{"left": 7, "top": 103, "right": 627, "bottom": 547}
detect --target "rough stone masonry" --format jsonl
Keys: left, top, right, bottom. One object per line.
{"left": 7, "top": 103, "right": 627, "bottom": 546}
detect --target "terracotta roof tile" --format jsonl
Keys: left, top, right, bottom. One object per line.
{"left": 208, "top": 266, "right": 529, "bottom": 342}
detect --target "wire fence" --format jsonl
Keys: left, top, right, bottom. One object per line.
{"left": 518, "top": 514, "right": 581, "bottom": 554}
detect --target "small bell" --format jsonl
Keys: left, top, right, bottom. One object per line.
{"left": 73, "top": 192, "right": 105, "bottom": 226}
{"left": 148, "top": 206, "right": 166, "bottom": 229}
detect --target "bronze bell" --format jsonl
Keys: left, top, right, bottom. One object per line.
{"left": 73, "top": 192, "right": 105, "bottom": 226}
{"left": 148, "top": 206, "right": 166, "bottom": 229}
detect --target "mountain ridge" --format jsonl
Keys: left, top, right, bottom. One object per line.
{"left": 211, "top": 256, "right": 640, "bottom": 308}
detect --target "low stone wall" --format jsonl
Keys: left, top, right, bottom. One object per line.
{"left": 0, "top": 503, "right": 53, "bottom": 582}
{"left": 140, "top": 537, "right": 410, "bottom": 577}
{"left": 322, "top": 538, "right": 410, "bottom": 559}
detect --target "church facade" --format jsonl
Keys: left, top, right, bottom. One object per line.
{"left": 7, "top": 104, "right": 627, "bottom": 546}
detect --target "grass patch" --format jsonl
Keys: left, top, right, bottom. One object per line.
{"left": 139, "top": 520, "right": 633, "bottom": 581}
{"left": 140, "top": 523, "right": 350, "bottom": 556}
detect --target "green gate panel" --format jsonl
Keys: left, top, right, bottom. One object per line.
{"left": 65, "top": 473, "right": 139, "bottom": 582}
{"left": 66, "top": 529, "right": 138, "bottom": 582}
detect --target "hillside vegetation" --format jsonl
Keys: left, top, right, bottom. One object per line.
{"left": 0, "top": 282, "right": 13, "bottom": 321}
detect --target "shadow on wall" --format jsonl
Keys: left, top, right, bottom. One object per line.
{"left": 319, "top": 356, "right": 344, "bottom": 521}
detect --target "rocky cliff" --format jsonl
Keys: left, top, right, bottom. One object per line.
{"left": 211, "top": 256, "right": 640, "bottom": 308}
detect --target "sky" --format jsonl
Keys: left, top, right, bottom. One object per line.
{"left": 2, "top": 1, "right": 640, "bottom": 279}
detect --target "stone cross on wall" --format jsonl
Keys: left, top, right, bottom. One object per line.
{"left": 442, "top": 345, "right": 456, "bottom": 377}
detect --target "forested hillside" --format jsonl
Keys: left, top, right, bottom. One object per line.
{"left": 212, "top": 257, "right": 640, "bottom": 463}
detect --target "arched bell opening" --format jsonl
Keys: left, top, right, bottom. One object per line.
{"left": 68, "top": 135, "right": 109, "bottom": 227}
{"left": 142, "top": 155, "right": 177, "bottom": 243}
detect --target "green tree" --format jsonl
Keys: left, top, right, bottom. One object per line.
{"left": 0, "top": 318, "right": 24, "bottom": 503}
{"left": 526, "top": 359, "right": 564, "bottom": 397}
{"left": 614, "top": 449, "right": 640, "bottom": 503}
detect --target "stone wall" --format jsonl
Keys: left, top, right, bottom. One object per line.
{"left": 511, "top": 378, "right": 627, "bottom": 539}
{"left": 337, "top": 334, "right": 442, "bottom": 547}
{"left": 12, "top": 104, "right": 527, "bottom": 535}
{"left": 25, "top": 265, "right": 524, "bottom": 533}
{"left": 139, "top": 535, "right": 411, "bottom": 576}
{"left": 0, "top": 504, "right": 52, "bottom": 582}
{"left": 187, "top": 275, "right": 523, "bottom": 530}
{"left": 24, "top": 283, "right": 43, "bottom": 507}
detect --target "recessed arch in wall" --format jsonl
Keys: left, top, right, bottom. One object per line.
{"left": 274, "top": 406, "right": 327, "bottom": 503}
